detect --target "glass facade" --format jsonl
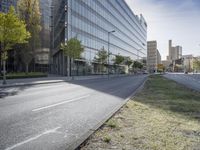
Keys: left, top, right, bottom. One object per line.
{"left": 40, "top": 0, "right": 51, "bottom": 49}
{"left": 0, "top": 0, "right": 51, "bottom": 72}
{"left": 34, "top": 0, "right": 51, "bottom": 72}
{"left": 0, "top": 0, "right": 51, "bottom": 49}
{"left": 0, "top": 0, "right": 17, "bottom": 13}
{"left": 52, "top": 0, "right": 147, "bottom": 75}
{"left": 35, "top": 0, "right": 51, "bottom": 68}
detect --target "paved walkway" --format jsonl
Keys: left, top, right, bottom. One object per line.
{"left": 0, "top": 74, "right": 131, "bottom": 88}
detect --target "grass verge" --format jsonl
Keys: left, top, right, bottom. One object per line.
{"left": 81, "top": 75, "right": 200, "bottom": 150}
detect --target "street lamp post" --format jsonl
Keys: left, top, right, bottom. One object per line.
{"left": 108, "top": 30, "right": 115, "bottom": 79}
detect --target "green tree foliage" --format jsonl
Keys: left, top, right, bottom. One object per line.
{"left": 142, "top": 58, "right": 147, "bottom": 66}
{"left": 17, "top": 0, "right": 41, "bottom": 73}
{"left": 193, "top": 59, "right": 200, "bottom": 72}
{"left": 132, "top": 61, "right": 143, "bottom": 69}
{"left": 124, "top": 57, "right": 133, "bottom": 67}
{"left": 61, "top": 38, "right": 84, "bottom": 77}
{"left": 0, "top": 6, "right": 30, "bottom": 84}
{"left": 93, "top": 47, "right": 108, "bottom": 74}
{"left": 94, "top": 47, "right": 108, "bottom": 64}
{"left": 114, "top": 54, "right": 125, "bottom": 65}
{"left": 157, "top": 64, "right": 164, "bottom": 73}
{"left": 60, "top": 38, "right": 84, "bottom": 59}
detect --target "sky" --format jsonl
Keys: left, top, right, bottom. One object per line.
{"left": 125, "top": 0, "right": 200, "bottom": 60}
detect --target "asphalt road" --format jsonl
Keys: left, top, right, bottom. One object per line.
{"left": 164, "top": 73, "right": 200, "bottom": 91}
{"left": 0, "top": 75, "right": 147, "bottom": 150}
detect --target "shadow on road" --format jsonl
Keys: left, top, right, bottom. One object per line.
{"left": 68, "top": 75, "right": 147, "bottom": 99}
{"left": 0, "top": 75, "right": 147, "bottom": 99}
{"left": 0, "top": 85, "right": 33, "bottom": 98}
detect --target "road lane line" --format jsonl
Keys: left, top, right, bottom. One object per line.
{"left": 5, "top": 127, "right": 61, "bottom": 150}
{"left": 32, "top": 94, "right": 90, "bottom": 112}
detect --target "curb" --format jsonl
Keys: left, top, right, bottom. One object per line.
{"left": 66, "top": 76, "right": 148, "bottom": 150}
{"left": 0, "top": 74, "right": 135, "bottom": 88}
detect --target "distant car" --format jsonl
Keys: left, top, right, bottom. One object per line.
{"left": 184, "top": 71, "right": 188, "bottom": 74}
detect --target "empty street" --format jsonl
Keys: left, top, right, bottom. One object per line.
{"left": 0, "top": 75, "right": 147, "bottom": 150}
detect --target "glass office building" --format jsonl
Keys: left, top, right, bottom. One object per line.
{"left": 0, "top": 0, "right": 51, "bottom": 72}
{"left": 52, "top": 0, "right": 147, "bottom": 75}
{"left": 35, "top": 0, "right": 51, "bottom": 71}
{"left": 0, "top": 0, "right": 17, "bottom": 13}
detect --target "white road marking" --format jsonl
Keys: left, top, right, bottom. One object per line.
{"left": 32, "top": 94, "right": 90, "bottom": 112}
{"left": 5, "top": 127, "right": 61, "bottom": 150}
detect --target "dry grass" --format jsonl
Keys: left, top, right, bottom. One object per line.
{"left": 81, "top": 75, "right": 200, "bottom": 150}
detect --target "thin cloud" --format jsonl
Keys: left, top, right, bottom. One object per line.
{"left": 125, "top": 0, "right": 200, "bottom": 59}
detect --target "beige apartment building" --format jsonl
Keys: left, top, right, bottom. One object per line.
{"left": 182, "top": 55, "right": 193, "bottom": 72}
{"left": 162, "top": 60, "right": 171, "bottom": 70}
{"left": 147, "top": 41, "right": 162, "bottom": 73}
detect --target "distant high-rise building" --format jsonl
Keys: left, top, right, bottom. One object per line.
{"left": 147, "top": 41, "right": 161, "bottom": 73}
{"left": 157, "top": 50, "right": 161, "bottom": 65}
{"left": 0, "top": 0, "right": 17, "bottom": 13}
{"left": 168, "top": 40, "right": 172, "bottom": 60}
{"left": 167, "top": 40, "right": 182, "bottom": 61}
{"left": 176, "top": 46, "right": 182, "bottom": 59}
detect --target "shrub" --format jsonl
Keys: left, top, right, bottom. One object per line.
{"left": 102, "top": 136, "right": 111, "bottom": 143}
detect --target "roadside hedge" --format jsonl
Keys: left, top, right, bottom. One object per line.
{"left": 0, "top": 72, "right": 48, "bottom": 80}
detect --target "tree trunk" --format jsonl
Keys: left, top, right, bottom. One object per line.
{"left": 62, "top": 51, "right": 65, "bottom": 76}
{"left": 101, "top": 64, "right": 103, "bottom": 76}
{"left": 71, "top": 58, "right": 74, "bottom": 80}
{"left": 2, "top": 60, "right": 6, "bottom": 85}
{"left": 77, "top": 62, "right": 79, "bottom": 76}
{"left": 25, "top": 63, "right": 29, "bottom": 74}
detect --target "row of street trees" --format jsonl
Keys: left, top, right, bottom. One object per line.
{"left": 0, "top": 0, "right": 41, "bottom": 84}
{"left": 60, "top": 39, "right": 144, "bottom": 76}
{"left": 93, "top": 47, "right": 108, "bottom": 73}
{"left": 60, "top": 38, "right": 84, "bottom": 77}
{"left": 0, "top": 6, "right": 30, "bottom": 84}
{"left": 92, "top": 46, "right": 144, "bottom": 74}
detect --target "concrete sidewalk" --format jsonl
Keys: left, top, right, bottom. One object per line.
{"left": 0, "top": 74, "right": 131, "bottom": 88}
